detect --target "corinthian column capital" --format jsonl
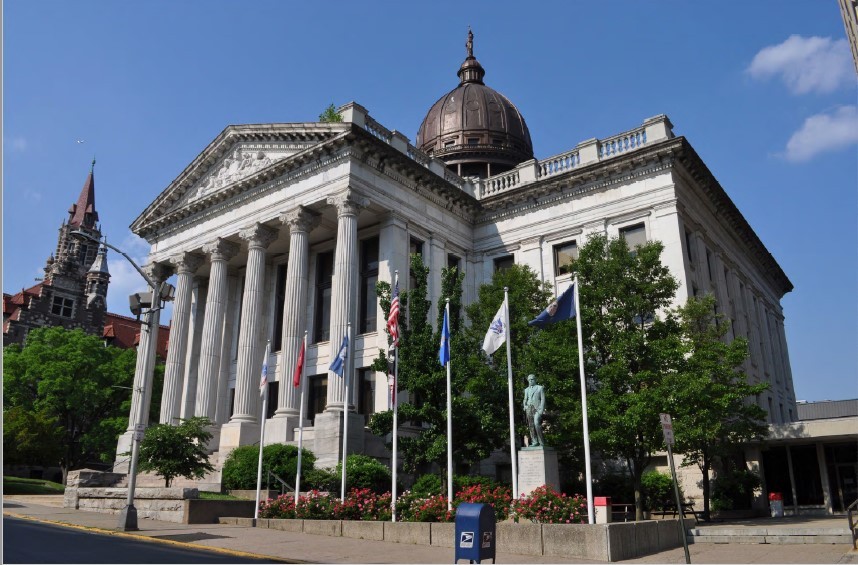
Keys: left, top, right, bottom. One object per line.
{"left": 279, "top": 206, "right": 321, "bottom": 234}
{"left": 202, "top": 238, "right": 240, "bottom": 262}
{"left": 169, "top": 252, "right": 205, "bottom": 275}
{"left": 327, "top": 189, "right": 369, "bottom": 217}
{"left": 239, "top": 223, "right": 279, "bottom": 249}
{"left": 143, "top": 262, "right": 174, "bottom": 285}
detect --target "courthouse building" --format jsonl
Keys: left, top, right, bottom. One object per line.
{"left": 119, "top": 35, "right": 797, "bottom": 485}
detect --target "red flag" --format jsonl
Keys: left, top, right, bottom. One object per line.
{"left": 293, "top": 339, "right": 305, "bottom": 387}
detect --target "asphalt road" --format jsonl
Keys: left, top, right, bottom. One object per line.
{"left": 3, "top": 517, "right": 282, "bottom": 564}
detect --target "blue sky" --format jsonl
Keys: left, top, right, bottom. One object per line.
{"left": 4, "top": 1, "right": 856, "bottom": 402}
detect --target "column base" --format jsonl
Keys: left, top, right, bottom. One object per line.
{"left": 265, "top": 416, "right": 303, "bottom": 446}
{"left": 517, "top": 447, "right": 560, "bottom": 498}
{"left": 113, "top": 431, "right": 134, "bottom": 473}
{"left": 218, "top": 420, "right": 262, "bottom": 457}
{"left": 312, "top": 410, "right": 366, "bottom": 469}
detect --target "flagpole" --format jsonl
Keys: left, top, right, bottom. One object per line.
{"left": 574, "top": 277, "right": 595, "bottom": 524}
{"left": 391, "top": 335, "right": 399, "bottom": 521}
{"left": 445, "top": 299, "right": 453, "bottom": 510}
{"left": 503, "top": 288, "right": 519, "bottom": 500}
{"left": 391, "top": 270, "right": 400, "bottom": 522}
{"left": 254, "top": 341, "right": 271, "bottom": 524}
{"left": 295, "top": 331, "right": 308, "bottom": 505}
{"left": 341, "top": 323, "right": 352, "bottom": 502}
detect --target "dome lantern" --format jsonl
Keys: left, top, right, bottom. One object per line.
{"left": 417, "top": 29, "right": 534, "bottom": 179}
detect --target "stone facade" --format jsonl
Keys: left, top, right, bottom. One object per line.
{"left": 122, "top": 99, "right": 796, "bottom": 483}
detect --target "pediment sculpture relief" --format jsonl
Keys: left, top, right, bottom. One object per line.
{"left": 194, "top": 149, "right": 274, "bottom": 200}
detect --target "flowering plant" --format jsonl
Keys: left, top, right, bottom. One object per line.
{"left": 454, "top": 483, "right": 513, "bottom": 521}
{"left": 511, "top": 484, "right": 586, "bottom": 524}
{"left": 337, "top": 488, "right": 392, "bottom": 521}
{"left": 396, "top": 491, "right": 453, "bottom": 522}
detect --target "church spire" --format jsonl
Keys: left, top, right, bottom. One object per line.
{"left": 68, "top": 161, "right": 98, "bottom": 228}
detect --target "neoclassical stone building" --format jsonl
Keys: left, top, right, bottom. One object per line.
{"left": 118, "top": 37, "right": 796, "bottom": 485}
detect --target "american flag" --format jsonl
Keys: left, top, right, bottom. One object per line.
{"left": 387, "top": 274, "right": 400, "bottom": 347}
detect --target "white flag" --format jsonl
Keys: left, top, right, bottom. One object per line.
{"left": 482, "top": 301, "right": 507, "bottom": 355}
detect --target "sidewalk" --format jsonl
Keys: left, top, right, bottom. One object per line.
{"left": 3, "top": 496, "right": 856, "bottom": 564}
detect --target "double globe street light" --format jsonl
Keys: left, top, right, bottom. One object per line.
{"left": 71, "top": 229, "right": 174, "bottom": 530}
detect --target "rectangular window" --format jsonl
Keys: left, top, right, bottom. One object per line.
{"left": 685, "top": 230, "right": 694, "bottom": 265}
{"left": 307, "top": 374, "right": 328, "bottom": 423}
{"left": 357, "top": 368, "right": 375, "bottom": 424}
{"left": 359, "top": 237, "right": 379, "bottom": 334}
{"left": 314, "top": 252, "right": 334, "bottom": 342}
{"left": 273, "top": 264, "right": 287, "bottom": 350}
{"left": 494, "top": 255, "right": 515, "bottom": 272}
{"left": 266, "top": 382, "right": 278, "bottom": 419}
{"left": 553, "top": 240, "right": 578, "bottom": 276}
{"left": 619, "top": 223, "right": 647, "bottom": 252}
{"left": 444, "top": 140, "right": 455, "bottom": 147}
{"left": 409, "top": 237, "right": 424, "bottom": 291}
{"left": 467, "top": 138, "right": 479, "bottom": 146}
{"left": 706, "top": 249, "right": 714, "bottom": 281}
{"left": 51, "top": 296, "right": 74, "bottom": 318}
{"left": 447, "top": 253, "right": 461, "bottom": 272}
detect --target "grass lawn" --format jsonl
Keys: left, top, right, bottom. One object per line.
{"left": 198, "top": 491, "right": 240, "bottom": 500}
{"left": 3, "top": 476, "right": 65, "bottom": 495}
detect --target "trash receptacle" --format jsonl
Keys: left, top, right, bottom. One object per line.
{"left": 455, "top": 502, "right": 496, "bottom": 563}
{"left": 768, "top": 492, "right": 784, "bottom": 518}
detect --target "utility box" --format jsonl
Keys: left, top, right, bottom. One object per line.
{"left": 454, "top": 502, "right": 496, "bottom": 563}
{"left": 768, "top": 492, "right": 784, "bottom": 518}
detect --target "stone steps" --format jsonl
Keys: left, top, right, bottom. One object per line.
{"left": 687, "top": 524, "right": 852, "bottom": 545}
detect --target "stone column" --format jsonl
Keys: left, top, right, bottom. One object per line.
{"left": 215, "top": 273, "right": 241, "bottom": 425}
{"left": 160, "top": 252, "right": 204, "bottom": 425}
{"left": 114, "top": 262, "right": 171, "bottom": 470}
{"left": 230, "top": 224, "right": 279, "bottom": 423}
{"left": 325, "top": 190, "right": 368, "bottom": 410}
{"left": 273, "top": 208, "right": 320, "bottom": 420}
{"left": 180, "top": 281, "right": 207, "bottom": 420}
{"left": 195, "top": 238, "right": 240, "bottom": 420}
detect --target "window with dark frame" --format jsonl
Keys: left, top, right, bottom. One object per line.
{"left": 553, "top": 240, "right": 578, "bottom": 276}
{"left": 314, "top": 252, "right": 334, "bottom": 342}
{"left": 494, "top": 255, "right": 514, "bottom": 272}
{"left": 273, "top": 263, "right": 287, "bottom": 350}
{"left": 51, "top": 296, "right": 74, "bottom": 318}
{"left": 307, "top": 374, "right": 328, "bottom": 423}
{"left": 447, "top": 253, "right": 461, "bottom": 272}
{"left": 357, "top": 368, "right": 375, "bottom": 423}
{"left": 619, "top": 223, "right": 647, "bottom": 255}
{"left": 359, "top": 237, "right": 379, "bottom": 334}
{"left": 685, "top": 230, "right": 695, "bottom": 265}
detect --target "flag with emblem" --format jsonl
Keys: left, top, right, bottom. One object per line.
{"left": 259, "top": 342, "right": 271, "bottom": 396}
{"left": 329, "top": 335, "right": 349, "bottom": 376}
{"left": 482, "top": 299, "right": 507, "bottom": 355}
{"left": 528, "top": 283, "right": 577, "bottom": 328}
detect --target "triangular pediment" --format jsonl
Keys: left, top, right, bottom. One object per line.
{"left": 132, "top": 123, "right": 349, "bottom": 235}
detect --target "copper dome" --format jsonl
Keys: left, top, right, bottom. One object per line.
{"left": 417, "top": 30, "right": 534, "bottom": 178}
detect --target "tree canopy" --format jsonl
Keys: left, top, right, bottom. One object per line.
{"left": 137, "top": 416, "right": 215, "bottom": 487}
{"left": 3, "top": 327, "right": 138, "bottom": 484}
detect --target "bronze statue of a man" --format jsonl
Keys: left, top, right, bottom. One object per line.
{"left": 522, "top": 374, "right": 546, "bottom": 447}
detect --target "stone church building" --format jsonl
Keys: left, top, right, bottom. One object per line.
{"left": 121, "top": 35, "right": 797, "bottom": 489}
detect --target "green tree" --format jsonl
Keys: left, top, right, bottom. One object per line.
{"left": 319, "top": 103, "right": 343, "bottom": 123}
{"left": 369, "top": 254, "right": 470, "bottom": 476}
{"left": 2, "top": 405, "right": 63, "bottom": 467}
{"left": 572, "top": 234, "right": 682, "bottom": 520}
{"left": 137, "top": 417, "right": 215, "bottom": 487}
{"left": 670, "top": 294, "right": 768, "bottom": 520}
{"left": 3, "top": 327, "right": 138, "bottom": 484}
{"left": 221, "top": 443, "right": 316, "bottom": 490}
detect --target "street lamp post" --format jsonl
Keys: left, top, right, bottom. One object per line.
{"left": 71, "top": 230, "right": 174, "bottom": 531}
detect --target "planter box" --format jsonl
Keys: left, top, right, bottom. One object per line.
{"left": 304, "top": 519, "right": 342, "bottom": 537}
{"left": 343, "top": 520, "right": 385, "bottom": 541}
{"left": 268, "top": 518, "right": 304, "bottom": 533}
{"left": 496, "top": 522, "right": 542, "bottom": 555}
{"left": 384, "top": 521, "right": 431, "bottom": 545}
{"left": 430, "top": 522, "right": 455, "bottom": 547}
{"left": 544, "top": 523, "right": 609, "bottom": 561}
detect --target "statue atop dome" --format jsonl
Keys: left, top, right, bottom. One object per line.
{"left": 466, "top": 27, "right": 474, "bottom": 58}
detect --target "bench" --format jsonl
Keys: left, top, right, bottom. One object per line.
{"left": 651, "top": 502, "right": 699, "bottom": 521}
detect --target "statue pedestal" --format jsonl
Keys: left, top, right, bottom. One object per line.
{"left": 517, "top": 447, "right": 560, "bottom": 498}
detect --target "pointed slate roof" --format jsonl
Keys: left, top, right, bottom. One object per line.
{"left": 69, "top": 160, "right": 98, "bottom": 228}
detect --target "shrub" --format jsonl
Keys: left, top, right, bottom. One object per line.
{"left": 221, "top": 444, "right": 315, "bottom": 491}
{"left": 137, "top": 416, "right": 215, "bottom": 487}
{"left": 337, "top": 488, "right": 392, "bottom": 521}
{"left": 411, "top": 474, "right": 443, "bottom": 497}
{"left": 642, "top": 471, "right": 682, "bottom": 511}
{"left": 512, "top": 484, "right": 586, "bottom": 524}
{"left": 259, "top": 494, "right": 297, "bottom": 519}
{"left": 454, "top": 483, "right": 513, "bottom": 521}
{"left": 335, "top": 454, "right": 392, "bottom": 494}
{"left": 712, "top": 468, "right": 761, "bottom": 511}
{"left": 302, "top": 467, "right": 338, "bottom": 492}
{"left": 454, "top": 475, "right": 504, "bottom": 492}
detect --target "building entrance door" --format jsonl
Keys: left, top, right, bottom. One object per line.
{"left": 836, "top": 464, "right": 858, "bottom": 511}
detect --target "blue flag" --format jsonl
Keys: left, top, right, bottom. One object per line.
{"left": 329, "top": 335, "right": 349, "bottom": 376}
{"left": 528, "top": 283, "right": 577, "bottom": 328}
{"left": 439, "top": 307, "right": 450, "bottom": 366}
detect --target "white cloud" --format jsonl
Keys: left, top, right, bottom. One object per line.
{"left": 747, "top": 35, "right": 854, "bottom": 94}
{"left": 784, "top": 105, "right": 858, "bottom": 162}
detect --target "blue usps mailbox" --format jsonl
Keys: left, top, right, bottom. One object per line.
{"left": 454, "top": 502, "right": 496, "bottom": 563}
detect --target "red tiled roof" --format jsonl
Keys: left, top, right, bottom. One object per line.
{"left": 102, "top": 312, "right": 170, "bottom": 359}
{"left": 4, "top": 284, "right": 43, "bottom": 318}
